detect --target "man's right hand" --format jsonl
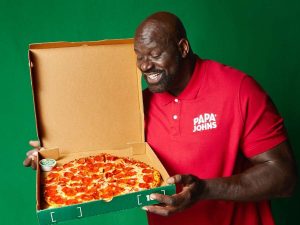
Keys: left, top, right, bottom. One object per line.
{"left": 23, "top": 140, "right": 41, "bottom": 170}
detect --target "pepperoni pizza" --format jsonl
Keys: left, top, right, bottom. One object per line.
{"left": 43, "top": 153, "right": 162, "bottom": 207}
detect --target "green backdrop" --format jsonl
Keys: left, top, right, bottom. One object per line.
{"left": 0, "top": 0, "right": 299, "bottom": 225}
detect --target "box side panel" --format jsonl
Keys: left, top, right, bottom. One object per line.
{"left": 36, "top": 154, "right": 41, "bottom": 210}
{"left": 144, "top": 143, "right": 171, "bottom": 181}
{"left": 37, "top": 185, "right": 175, "bottom": 225}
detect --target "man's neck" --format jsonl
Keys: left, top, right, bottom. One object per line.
{"left": 168, "top": 54, "right": 197, "bottom": 96}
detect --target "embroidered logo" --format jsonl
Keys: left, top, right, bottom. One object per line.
{"left": 193, "top": 113, "right": 217, "bottom": 132}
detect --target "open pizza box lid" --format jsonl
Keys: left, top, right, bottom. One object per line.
{"left": 29, "top": 39, "right": 144, "bottom": 153}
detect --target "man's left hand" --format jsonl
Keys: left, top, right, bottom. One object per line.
{"left": 142, "top": 174, "right": 204, "bottom": 216}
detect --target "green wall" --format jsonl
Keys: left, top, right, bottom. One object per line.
{"left": 0, "top": 0, "right": 299, "bottom": 225}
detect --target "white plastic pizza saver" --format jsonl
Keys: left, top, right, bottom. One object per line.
{"left": 39, "top": 158, "right": 57, "bottom": 172}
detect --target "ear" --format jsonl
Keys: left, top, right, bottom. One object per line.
{"left": 178, "top": 38, "right": 190, "bottom": 58}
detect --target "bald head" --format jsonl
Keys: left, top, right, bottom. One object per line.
{"left": 135, "top": 12, "right": 187, "bottom": 44}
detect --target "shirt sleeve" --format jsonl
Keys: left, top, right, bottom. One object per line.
{"left": 239, "top": 76, "right": 287, "bottom": 158}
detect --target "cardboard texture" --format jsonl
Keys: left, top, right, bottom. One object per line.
{"left": 29, "top": 39, "right": 175, "bottom": 225}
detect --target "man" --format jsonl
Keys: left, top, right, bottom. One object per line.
{"left": 24, "top": 12, "right": 297, "bottom": 225}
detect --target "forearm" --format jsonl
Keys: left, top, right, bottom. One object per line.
{"left": 201, "top": 163, "right": 295, "bottom": 201}
{"left": 200, "top": 143, "right": 297, "bottom": 202}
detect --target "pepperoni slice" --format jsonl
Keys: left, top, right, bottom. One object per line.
{"left": 143, "top": 174, "right": 154, "bottom": 183}
{"left": 104, "top": 166, "right": 112, "bottom": 172}
{"left": 76, "top": 187, "right": 85, "bottom": 193}
{"left": 112, "top": 187, "right": 124, "bottom": 195}
{"left": 80, "top": 195, "right": 94, "bottom": 201}
{"left": 101, "top": 193, "right": 112, "bottom": 199}
{"left": 48, "top": 173, "right": 59, "bottom": 179}
{"left": 86, "top": 186, "right": 97, "bottom": 195}
{"left": 86, "top": 157, "right": 95, "bottom": 164}
{"left": 86, "top": 164, "right": 94, "bottom": 171}
{"left": 106, "top": 155, "right": 117, "bottom": 161}
{"left": 82, "top": 177, "right": 92, "bottom": 185}
{"left": 45, "top": 185, "right": 57, "bottom": 190}
{"left": 78, "top": 170, "right": 88, "bottom": 177}
{"left": 91, "top": 166, "right": 100, "bottom": 173}
{"left": 92, "top": 191, "right": 100, "bottom": 199}
{"left": 52, "top": 167, "right": 62, "bottom": 172}
{"left": 105, "top": 172, "right": 113, "bottom": 179}
{"left": 124, "top": 167, "right": 134, "bottom": 172}
{"left": 94, "top": 155, "right": 105, "bottom": 162}
{"left": 136, "top": 162, "right": 148, "bottom": 168}
{"left": 112, "top": 169, "right": 121, "bottom": 175}
{"left": 44, "top": 189, "right": 57, "bottom": 197}
{"left": 114, "top": 173, "right": 125, "bottom": 179}
{"left": 142, "top": 168, "right": 153, "bottom": 173}
{"left": 64, "top": 172, "right": 73, "bottom": 178}
{"left": 66, "top": 199, "right": 79, "bottom": 205}
{"left": 50, "top": 196, "right": 65, "bottom": 205}
{"left": 63, "top": 163, "right": 73, "bottom": 169}
{"left": 139, "top": 183, "right": 150, "bottom": 189}
{"left": 115, "top": 163, "right": 124, "bottom": 169}
{"left": 101, "top": 188, "right": 115, "bottom": 199}
{"left": 126, "top": 179, "right": 137, "bottom": 185}
{"left": 77, "top": 158, "right": 86, "bottom": 164}
{"left": 92, "top": 174, "right": 100, "bottom": 180}
{"left": 45, "top": 177, "right": 59, "bottom": 184}
{"left": 62, "top": 187, "right": 70, "bottom": 193}
{"left": 59, "top": 177, "right": 69, "bottom": 184}
{"left": 94, "top": 163, "right": 104, "bottom": 168}
{"left": 69, "top": 168, "right": 77, "bottom": 173}
{"left": 71, "top": 175, "right": 81, "bottom": 181}
{"left": 62, "top": 187, "right": 77, "bottom": 196}
{"left": 125, "top": 171, "right": 137, "bottom": 176}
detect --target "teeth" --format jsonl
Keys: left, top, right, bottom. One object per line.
{"left": 148, "top": 73, "right": 159, "bottom": 80}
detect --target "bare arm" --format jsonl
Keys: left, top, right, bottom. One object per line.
{"left": 144, "top": 141, "right": 298, "bottom": 216}
{"left": 202, "top": 141, "right": 297, "bottom": 201}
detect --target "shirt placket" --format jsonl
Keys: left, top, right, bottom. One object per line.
{"left": 169, "top": 98, "right": 181, "bottom": 137}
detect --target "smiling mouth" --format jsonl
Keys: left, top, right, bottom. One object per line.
{"left": 144, "top": 72, "right": 163, "bottom": 84}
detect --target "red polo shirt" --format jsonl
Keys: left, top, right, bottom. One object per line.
{"left": 143, "top": 58, "right": 287, "bottom": 225}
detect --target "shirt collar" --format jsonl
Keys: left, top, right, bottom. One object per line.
{"left": 154, "top": 57, "right": 203, "bottom": 105}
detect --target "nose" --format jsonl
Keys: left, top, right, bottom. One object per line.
{"left": 139, "top": 59, "right": 154, "bottom": 72}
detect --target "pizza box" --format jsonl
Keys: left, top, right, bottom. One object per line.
{"left": 28, "top": 39, "right": 176, "bottom": 225}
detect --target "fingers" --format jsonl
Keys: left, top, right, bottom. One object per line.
{"left": 23, "top": 156, "right": 33, "bottom": 167}
{"left": 167, "top": 174, "right": 196, "bottom": 185}
{"left": 29, "top": 140, "right": 40, "bottom": 148}
{"left": 149, "top": 193, "right": 177, "bottom": 206}
{"left": 142, "top": 192, "right": 186, "bottom": 216}
{"left": 142, "top": 204, "right": 176, "bottom": 216}
{"left": 31, "top": 155, "right": 37, "bottom": 169}
{"left": 23, "top": 154, "right": 38, "bottom": 170}
{"left": 26, "top": 150, "right": 38, "bottom": 157}
{"left": 149, "top": 192, "right": 187, "bottom": 207}
{"left": 24, "top": 140, "right": 40, "bottom": 170}
{"left": 142, "top": 175, "right": 203, "bottom": 216}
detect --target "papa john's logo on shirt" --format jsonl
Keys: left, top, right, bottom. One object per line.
{"left": 193, "top": 113, "right": 218, "bottom": 133}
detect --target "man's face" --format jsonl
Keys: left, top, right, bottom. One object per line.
{"left": 134, "top": 27, "right": 181, "bottom": 93}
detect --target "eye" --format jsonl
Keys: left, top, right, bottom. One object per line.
{"left": 136, "top": 55, "right": 143, "bottom": 61}
{"left": 151, "top": 52, "right": 161, "bottom": 59}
